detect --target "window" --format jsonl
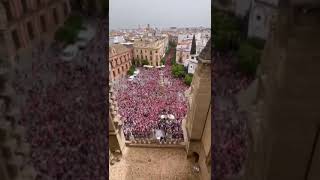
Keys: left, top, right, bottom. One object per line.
{"left": 27, "top": 22, "right": 35, "bottom": 40}
{"left": 3, "top": 2, "right": 12, "bottom": 21}
{"left": 150, "top": 56, "right": 152, "bottom": 60}
{"left": 53, "top": 8, "right": 59, "bottom": 25}
{"left": 122, "top": 66, "right": 124, "bottom": 71}
{"left": 21, "top": 0, "right": 28, "bottom": 14}
{"left": 40, "top": 15, "right": 47, "bottom": 32}
{"left": 37, "top": 0, "right": 41, "bottom": 8}
{"left": 155, "top": 50, "right": 158, "bottom": 53}
{"left": 145, "top": 56, "right": 147, "bottom": 60}
{"left": 113, "top": 71, "right": 115, "bottom": 77}
{"left": 256, "top": 15, "right": 261, "bottom": 21}
{"left": 136, "top": 55, "right": 139, "bottom": 59}
{"left": 118, "top": 68, "right": 120, "bottom": 74}
{"left": 0, "top": 33, "right": 4, "bottom": 42}
{"left": 140, "top": 55, "right": 143, "bottom": 59}
{"left": 63, "top": 2, "right": 68, "bottom": 16}
{"left": 11, "top": 30, "right": 21, "bottom": 50}
{"left": 140, "top": 50, "right": 143, "bottom": 54}
{"left": 150, "top": 51, "right": 152, "bottom": 55}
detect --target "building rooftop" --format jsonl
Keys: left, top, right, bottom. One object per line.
{"left": 133, "top": 37, "right": 166, "bottom": 49}
{"left": 109, "top": 44, "right": 131, "bottom": 57}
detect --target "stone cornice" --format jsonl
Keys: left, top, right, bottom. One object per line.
{"left": 198, "top": 57, "right": 211, "bottom": 64}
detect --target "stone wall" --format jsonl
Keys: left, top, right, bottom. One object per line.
{"left": 108, "top": 84, "right": 125, "bottom": 153}
{"left": 248, "top": 0, "right": 278, "bottom": 40}
{"left": 185, "top": 40, "right": 211, "bottom": 180}
{"left": 243, "top": 2, "right": 320, "bottom": 180}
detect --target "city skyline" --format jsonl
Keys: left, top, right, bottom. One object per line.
{"left": 110, "top": 24, "right": 211, "bottom": 31}
{"left": 109, "top": 0, "right": 211, "bottom": 30}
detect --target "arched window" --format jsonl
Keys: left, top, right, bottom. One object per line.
{"left": 192, "top": 152, "right": 200, "bottom": 163}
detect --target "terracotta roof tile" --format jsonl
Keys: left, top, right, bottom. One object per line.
{"left": 109, "top": 44, "right": 130, "bottom": 57}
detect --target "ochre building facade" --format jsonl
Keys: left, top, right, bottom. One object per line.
{"left": 109, "top": 44, "right": 133, "bottom": 81}
{"left": 133, "top": 36, "right": 168, "bottom": 66}
{"left": 176, "top": 39, "right": 191, "bottom": 64}
{"left": 0, "top": 0, "right": 71, "bottom": 64}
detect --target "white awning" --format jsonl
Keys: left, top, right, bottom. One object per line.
{"left": 155, "top": 129, "right": 165, "bottom": 140}
{"left": 160, "top": 115, "right": 167, "bottom": 119}
{"left": 168, "top": 114, "right": 175, "bottom": 120}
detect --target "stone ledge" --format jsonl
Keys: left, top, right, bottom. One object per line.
{"left": 126, "top": 142, "right": 186, "bottom": 149}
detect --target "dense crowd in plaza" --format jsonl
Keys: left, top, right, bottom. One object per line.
{"left": 114, "top": 51, "right": 188, "bottom": 141}
{"left": 13, "top": 19, "right": 108, "bottom": 180}
{"left": 213, "top": 54, "right": 253, "bottom": 179}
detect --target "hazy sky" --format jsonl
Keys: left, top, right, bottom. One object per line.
{"left": 109, "top": 0, "right": 211, "bottom": 30}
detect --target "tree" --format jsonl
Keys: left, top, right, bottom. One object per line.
{"left": 247, "top": 37, "right": 266, "bottom": 50}
{"left": 142, "top": 60, "right": 149, "bottom": 65}
{"left": 190, "top": 35, "right": 197, "bottom": 55}
{"left": 172, "top": 64, "right": 186, "bottom": 78}
{"left": 161, "top": 58, "right": 165, "bottom": 65}
{"left": 55, "top": 27, "right": 77, "bottom": 44}
{"left": 54, "top": 15, "right": 84, "bottom": 45}
{"left": 171, "top": 55, "right": 176, "bottom": 65}
{"left": 213, "top": 9, "right": 241, "bottom": 53}
{"left": 127, "top": 65, "right": 136, "bottom": 75}
{"left": 184, "top": 74, "right": 193, "bottom": 86}
{"left": 237, "top": 41, "right": 261, "bottom": 76}
{"left": 169, "top": 41, "right": 176, "bottom": 48}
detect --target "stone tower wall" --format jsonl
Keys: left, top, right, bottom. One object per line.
{"left": 244, "top": 2, "right": 320, "bottom": 179}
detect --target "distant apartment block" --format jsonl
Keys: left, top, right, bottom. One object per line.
{"left": 176, "top": 40, "right": 191, "bottom": 64}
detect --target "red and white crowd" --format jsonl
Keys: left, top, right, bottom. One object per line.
{"left": 114, "top": 51, "right": 188, "bottom": 141}
{"left": 13, "top": 19, "right": 108, "bottom": 180}
{"left": 213, "top": 54, "right": 253, "bottom": 180}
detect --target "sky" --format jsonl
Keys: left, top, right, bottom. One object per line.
{"left": 109, "top": 0, "right": 211, "bottom": 30}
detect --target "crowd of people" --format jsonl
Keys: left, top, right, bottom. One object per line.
{"left": 13, "top": 19, "right": 108, "bottom": 180}
{"left": 113, "top": 51, "right": 188, "bottom": 141}
{"left": 212, "top": 54, "right": 253, "bottom": 179}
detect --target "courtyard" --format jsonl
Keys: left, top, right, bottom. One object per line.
{"left": 113, "top": 50, "right": 189, "bottom": 141}
{"left": 109, "top": 147, "right": 200, "bottom": 180}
